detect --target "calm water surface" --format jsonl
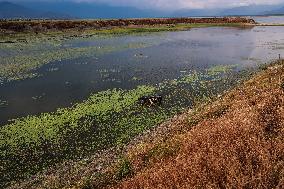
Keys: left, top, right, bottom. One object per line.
{"left": 252, "top": 16, "right": 284, "bottom": 24}
{"left": 0, "top": 18, "right": 284, "bottom": 124}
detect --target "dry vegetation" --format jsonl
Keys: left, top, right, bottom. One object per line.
{"left": 0, "top": 17, "right": 256, "bottom": 33}
{"left": 8, "top": 61, "right": 284, "bottom": 189}
{"left": 108, "top": 61, "right": 284, "bottom": 189}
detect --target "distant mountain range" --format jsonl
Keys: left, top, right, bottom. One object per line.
{"left": 173, "top": 4, "right": 284, "bottom": 17}
{"left": 0, "top": 1, "right": 166, "bottom": 19}
{"left": 171, "top": 8, "right": 222, "bottom": 17}
{"left": 0, "top": 2, "right": 71, "bottom": 19}
{"left": 264, "top": 7, "right": 284, "bottom": 15}
{"left": 219, "top": 4, "right": 283, "bottom": 16}
{"left": 16, "top": 1, "right": 168, "bottom": 19}
{"left": 0, "top": 1, "right": 284, "bottom": 19}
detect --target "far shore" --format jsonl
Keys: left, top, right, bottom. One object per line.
{"left": 0, "top": 17, "right": 256, "bottom": 34}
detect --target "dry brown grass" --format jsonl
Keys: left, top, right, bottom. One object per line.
{"left": 0, "top": 17, "right": 255, "bottom": 33}
{"left": 108, "top": 61, "right": 284, "bottom": 189}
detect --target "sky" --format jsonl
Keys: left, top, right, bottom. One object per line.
{"left": 9, "top": 0, "right": 284, "bottom": 10}
{"left": 75, "top": 0, "right": 284, "bottom": 10}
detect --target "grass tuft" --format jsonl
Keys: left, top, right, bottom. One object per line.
{"left": 115, "top": 157, "right": 133, "bottom": 180}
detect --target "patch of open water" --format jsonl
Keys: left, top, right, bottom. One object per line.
{"left": 0, "top": 25, "right": 284, "bottom": 124}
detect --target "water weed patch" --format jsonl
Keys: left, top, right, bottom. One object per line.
{"left": 0, "top": 63, "right": 251, "bottom": 187}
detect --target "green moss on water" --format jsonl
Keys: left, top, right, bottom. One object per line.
{"left": 0, "top": 64, "right": 238, "bottom": 151}
{"left": 0, "top": 85, "right": 155, "bottom": 149}
{"left": 0, "top": 42, "right": 151, "bottom": 82}
{"left": 206, "top": 64, "right": 237, "bottom": 75}
{"left": 0, "top": 100, "right": 8, "bottom": 107}
{"left": 0, "top": 64, "right": 250, "bottom": 186}
{"left": 0, "top": 22, "right": 249, "bottom": 84}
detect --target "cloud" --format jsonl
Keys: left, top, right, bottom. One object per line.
{"left": 76, "top": 0, "right": 284, "bottom": 10}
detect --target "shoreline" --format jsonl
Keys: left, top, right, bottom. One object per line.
{"left": 7, "top": 59, "right": 284, "bottom": 189}
{"left": 0, "top": 63, "right": 254, "bottom": 188}
{"left": 256, "top": 23, "right": 284, "bottom": 26}
{"left": 0, "top": 17, "right": 256, "bottom": 34}
{"left": 0, "top": 23, "right": 256, "bottom": 42}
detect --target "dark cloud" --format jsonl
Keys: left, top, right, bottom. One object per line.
{"left": 76, "top": 0, "right": 284, "bottom": 10}
{"left": 10, "top": 0, "right": 284, "bottom": 10}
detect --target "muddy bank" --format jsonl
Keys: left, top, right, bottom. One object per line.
{"left": 0, "top": 17, "right": 256, "bottom": 33}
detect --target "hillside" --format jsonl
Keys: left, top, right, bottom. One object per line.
{"left": 0, "top": 2, "right": 71, "bottom": 19}
{"left": 172, "top": 5, "right": 282, "bottom": 17}
{"left": 171, "top": 8, "right": 222, "bottom": 17}
{"left": 0, "top": 2, "right": 37, "bottom": 19}
{"left": 21, "top": 2, "right": 284, "bottom": 18}
{"left": 220, "top": 4, "right": 280, "bottom": 16}
{"left": 8, "top": 60, "right": 284, "bottom": 188}
{"left": 265, "top": 7, "right": 284, "bottom": 15}
{"left": 1, "top": 1, "right": 284, "bottom": 19}
{"left": 18, "top": 1, "right": 165, "bottom": 19}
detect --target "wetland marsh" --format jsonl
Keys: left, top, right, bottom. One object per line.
{"left": 1, "top": 17, "right": 284, "bottom": 187}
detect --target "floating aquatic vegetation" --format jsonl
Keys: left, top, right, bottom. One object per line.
{"left": 0, "top": 64, "right": 239, "bottom": 150}
{"left": 31, "top": 93, "right": 46, "bottom": 101}
{"left": 134, "top": 53, "right": 149, "bottom": 58}
{"left": 132, "top": 77, "right": 143, "bottom": 81}
{"left": 74, "top": 61, "right": 88, "bottom": 65}
{"left": 65, "top": 81, "right": 71, "bottom": 85}
{"left": 97, "top": 69, "right": 121, "bottom": 73}
{"left": 0, "top": 100, "right": 8, "bottom": 107}
{"left": 178, "top": 71, "right": 200, "bottom": 84}
{"left": 47, "top": 67, "right": 59, "bottom": 72}
{"left": 0, "top": 85, "right": 155, "bottom": 150}
{"left": 0, "top": 42, "right": 152, "bottom": 83}
{"left": 0, "top": 63, "right": 251, "bottom": 186}
{"left": 205, "top": 64, "right": 237, "bottom": 76}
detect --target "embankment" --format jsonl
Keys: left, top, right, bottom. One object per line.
{"left": 0, "top": 17, "right": 256, "bottom": 33}
{"left": 108, "top": 60, "right": 284, "bottom": 189}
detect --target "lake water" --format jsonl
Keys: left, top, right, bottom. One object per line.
{"left": 0, "top": 17, "right": 284, "bottom": 125}
{"left": 252, "top": 15, "right": 284, "bottom": 24}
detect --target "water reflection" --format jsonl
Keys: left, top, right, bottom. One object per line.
{"left": 0, "top": 25, "right": 284, "bottom": 124}
{"left": 252, "top": 16, "right": 284, "bottom": 24}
